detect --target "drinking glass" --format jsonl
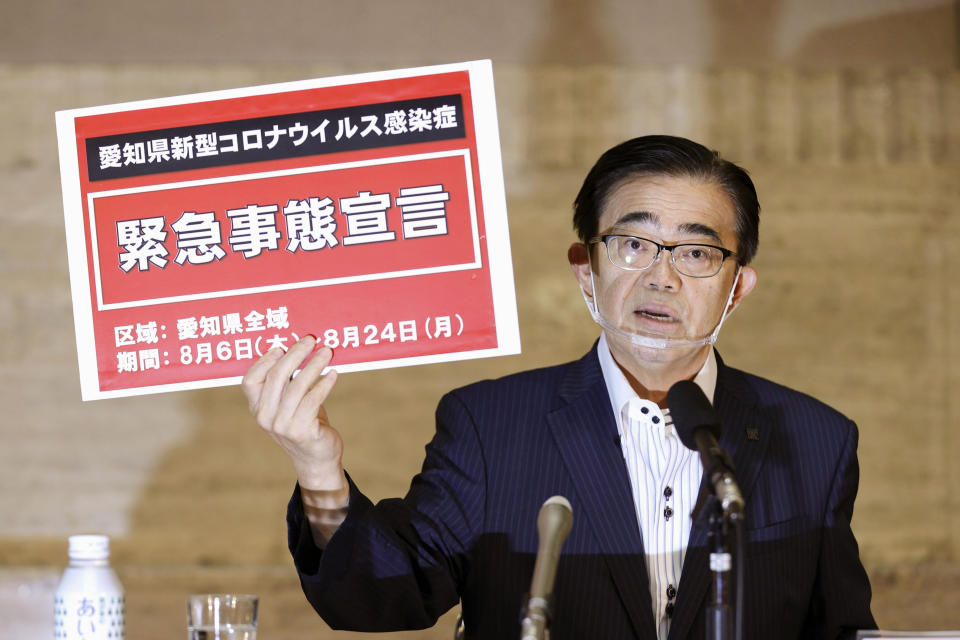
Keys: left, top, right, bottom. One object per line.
{"left": 186, "top": 594, "right": 258, "bottom": 640}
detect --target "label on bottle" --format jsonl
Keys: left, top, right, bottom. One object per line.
{"left": 54, "top": 593, "right": 125, "bottom": 640}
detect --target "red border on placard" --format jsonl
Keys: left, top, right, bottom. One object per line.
{"left": 60, "top": 68, "right": 512, "bottom": 395}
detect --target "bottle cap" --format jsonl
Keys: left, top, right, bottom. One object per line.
{"left": 68, "top": 535, "right": 110, "bottom": 560}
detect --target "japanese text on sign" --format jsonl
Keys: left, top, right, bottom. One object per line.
{"left": 112, "top": 308, "right": 466, "bottom": 375}
{"left": 87, "top": 95, "right": 464, "bottom": 181}
{"left": 116, "top": 183, "right": 450, "bottom": 272}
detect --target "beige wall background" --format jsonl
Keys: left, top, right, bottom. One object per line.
{"left": 1, "top": 0, "right": 959, "bottom": 637}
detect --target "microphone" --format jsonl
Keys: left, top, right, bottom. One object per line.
{"left": 666, "top": 380, "right": 744, "bottom": 520}
{"left": 520, "top": 495, "right": 573, "bottom": 640}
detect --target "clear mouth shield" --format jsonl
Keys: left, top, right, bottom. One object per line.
{"left": 581, "top": 262, "right": 742, "bottom": 351}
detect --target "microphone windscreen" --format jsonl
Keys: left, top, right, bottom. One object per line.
{"left": 537, "top": 496, "right": 573, "bottom": 543}
{"left": 666, "top": 380, "right": 721, "bottom": 451}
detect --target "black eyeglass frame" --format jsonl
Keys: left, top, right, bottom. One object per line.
{"left": 588, "top": 234, "right": 739, "bottom": 278}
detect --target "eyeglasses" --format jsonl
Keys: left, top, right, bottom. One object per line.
{"left": 589, "top": 234, "right": 737, "bottom": 278}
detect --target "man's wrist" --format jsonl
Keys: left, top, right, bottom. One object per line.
{"left": 295, "top": 460, "right": 347, "bottom": 494}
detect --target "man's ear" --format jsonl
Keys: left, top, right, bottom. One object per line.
{"left": 568, "top": 242, "right": 594, "bottom": 297}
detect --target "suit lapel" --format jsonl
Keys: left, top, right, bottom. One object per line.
{"left": 668, "top": 354, "right": 773, "bottom": 640}
{"left": 546, "top": 346, "right": 657, "bottom": 639}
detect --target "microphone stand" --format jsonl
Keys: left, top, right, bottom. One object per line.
{"left": 519, "top": 595, "right": 551, "bottom": 640}
{"left": 694, "top": 471, "right": 744, "bottom": 640}
{"left": 704, "top": 496, "right": 733, "bottom": 640}
{"left": 665, "top": 379, "right": 745, "bottom": 640}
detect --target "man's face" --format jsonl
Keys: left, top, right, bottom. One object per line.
{"left": 570, "top": 173, "right": 757, "bottom": 365}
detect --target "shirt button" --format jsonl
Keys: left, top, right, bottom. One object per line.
{"left": 666, "top": 584, "right": 677, "bottom": 599}
{"left": 664, "top": 507, "right": 673, "bottom": 520}
{"left": 665, "top": 602, "right": 675, "bottom": 617}
{"left": 652, "top": 416, "right": 661, "bottom": 424}
{"left": 640, "top": 406, "right": 649, "bottom": 414}
{"left": 663, "top": 486, "right": 673, "bottom": 498}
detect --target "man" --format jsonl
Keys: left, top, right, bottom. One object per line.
{"left": 243, "top": 135, "right": 876, "bottom": 639}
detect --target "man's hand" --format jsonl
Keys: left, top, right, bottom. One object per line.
{"left": 242, "top": 334, "right": 344, "bottom": 488}
{"left": 242, "top": 336, "right": 350, "bottom": 545}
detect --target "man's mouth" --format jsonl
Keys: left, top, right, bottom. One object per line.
{"left": 634, "top": 305, "right": 680, "bottom": 323}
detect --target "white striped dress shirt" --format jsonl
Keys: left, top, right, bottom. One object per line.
{"left": 596, "top": 332, "right": 717, "bottom": 640}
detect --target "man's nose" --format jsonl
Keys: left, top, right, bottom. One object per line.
{"left": 641, "top": 248, "right": 682, "bottom": 290}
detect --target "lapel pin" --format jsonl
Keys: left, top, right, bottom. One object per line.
{"left": 746, "top": 428, "right": 760, "bottom": 441}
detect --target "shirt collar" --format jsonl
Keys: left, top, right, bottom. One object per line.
{"left": 597, "top": 331, "right": 718, "bottom": 421}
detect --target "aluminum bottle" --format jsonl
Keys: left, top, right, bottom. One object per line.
{"left": 54, "top": 535, "right": 125, "bottom": 639}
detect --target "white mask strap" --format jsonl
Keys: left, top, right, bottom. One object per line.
{"left": 579, "top": 261, "right": 743, "bottom": 350}
{"left": 707, "top": 266, "right": 742, "bottom": 342}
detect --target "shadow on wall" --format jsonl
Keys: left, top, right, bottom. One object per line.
{"left": 786, "top": 3, "right": 958, "bottom": 68}
{"left": 708, "top": 0, "right": 956, "bottom": 68}
{"left": 524, "top": 0, "right": 620, "bottom": 171}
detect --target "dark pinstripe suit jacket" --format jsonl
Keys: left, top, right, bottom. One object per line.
{"left": 287, "top": 345, "right": 875, "bottom": 639}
